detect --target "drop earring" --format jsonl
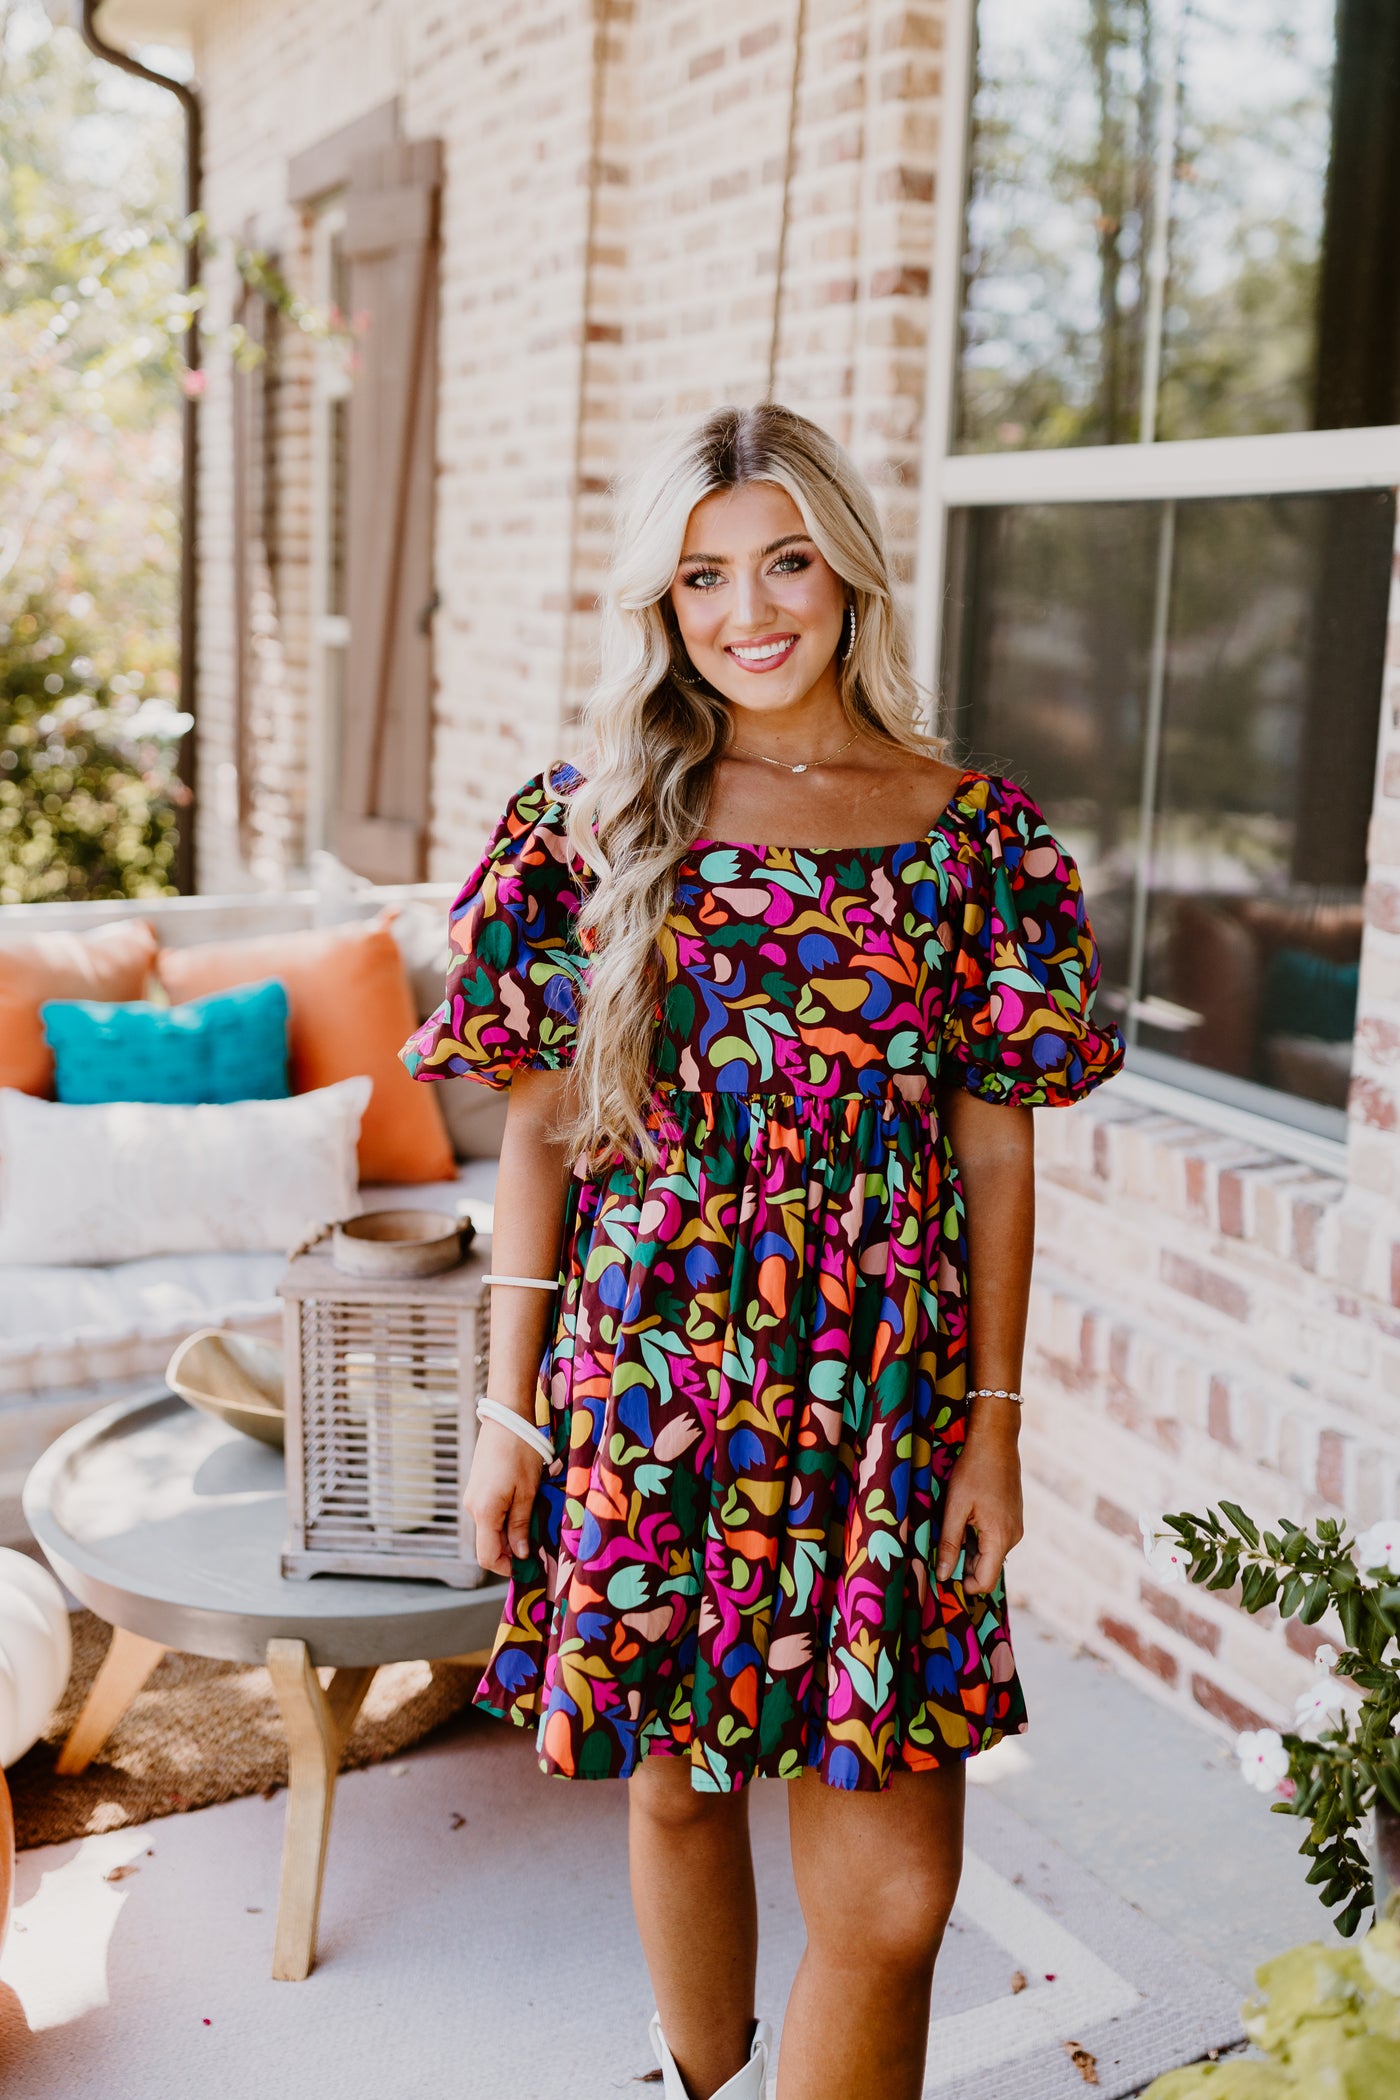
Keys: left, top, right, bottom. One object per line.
{"left": 674, "top": 658, "right": 702, "bottom": 686}
{"left": 845, "top": 603, "right": 857, "bottom": 655}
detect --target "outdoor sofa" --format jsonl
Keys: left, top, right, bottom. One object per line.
{"left": 0, "top": 869, "right": 496, "bottom": 1549}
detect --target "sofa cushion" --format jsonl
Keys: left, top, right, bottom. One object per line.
{"left": 0, "top": 1078, "right": 372, "bottom": 1266}
{"left": 41, "top": 979, "right": 291, "bottom": 1106}
{"left": 156, "top": 913, "right": 455, "bottom": 1185}
{"left": 0, "top": 1160, "right": 497, "bottom": 1399}
{"left": 0, "top": 919, "right": 157, "bottom": 1097}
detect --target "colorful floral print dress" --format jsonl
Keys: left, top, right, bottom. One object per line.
{"left": 401, "top": 764, "right": 1123, "bottom": 1792}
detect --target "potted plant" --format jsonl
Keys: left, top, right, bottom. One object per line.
{"left": 1140, "top": 1507, "right": 1400, "bottom": 1934}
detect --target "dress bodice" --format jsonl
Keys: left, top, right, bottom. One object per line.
{"left": 401, "top": 766, "right": 1123, "bottom": 1115}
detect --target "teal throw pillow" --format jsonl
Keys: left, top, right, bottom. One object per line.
{"left": 41, "top": 978, "right": 291, "bottom": 1106}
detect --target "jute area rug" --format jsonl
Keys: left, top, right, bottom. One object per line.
{"left": 6, "top": 1610, "right": 478, "bottom": 1851}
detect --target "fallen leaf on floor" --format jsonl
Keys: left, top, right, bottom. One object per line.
{"left": 450, "top": 1811, "right": 467, "bottom": 1829}
{"left": 1009, "top": 1971, "right": 1027, "bottom": 1994}
{"left": 1063, "top": 2040, "right": 1099, "bottom": 2085}
{"left": 104, "top": 1864, "right": 139, "bottom": 1883}
{"left": 245, "top": 1907, "right": 262, "bottom": 1915}
{"left": 634, "top": 2071, "right": 663, "bottom": 2085}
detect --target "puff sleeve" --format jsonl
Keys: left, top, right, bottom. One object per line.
{"left": 400, "top": 769, "right": 587, "bottom": 1090}
{"left": 941, "top": 775, "right": 1124, "bottom": 1107}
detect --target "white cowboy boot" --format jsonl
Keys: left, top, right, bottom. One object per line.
{"left": 648, "top": 2013, "right": 772, "bottom": 2100}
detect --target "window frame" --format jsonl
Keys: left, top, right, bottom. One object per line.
{"left": 913, "top": 0, "right": 1400, "bottom": 1166}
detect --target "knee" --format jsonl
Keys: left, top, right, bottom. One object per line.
{"left": 629, "top": 1758, "right": 745, "bottom": 1838}
{"left": 806, "top": 1869, "right": 956, "bottom": 1980}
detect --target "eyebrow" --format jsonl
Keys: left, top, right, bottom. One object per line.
{"left": 678, "top": 533, "right": 813, "bottom": 565}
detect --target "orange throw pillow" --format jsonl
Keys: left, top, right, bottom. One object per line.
{"left": 0, "top": 918, "right": 158, "bottom": 1096}
{"left": 157, "top": 912, "right": 455, "bottom": 1185}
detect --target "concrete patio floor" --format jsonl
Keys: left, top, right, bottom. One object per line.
{"left": 0, "top": 1609, "right": 1325, "bottom": 2098}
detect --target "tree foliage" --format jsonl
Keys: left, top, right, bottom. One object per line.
{"left": 0, "top": 0, "right": 186, "bottom": 897}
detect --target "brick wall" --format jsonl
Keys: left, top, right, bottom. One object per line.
{"left": 189, "top": 0, "right": 1400, "bottom": 1746}
{"left": 193, "top": 0, "right": 947, "bottom": 880}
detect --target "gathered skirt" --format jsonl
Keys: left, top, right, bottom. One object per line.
{"left": 474, "top": 1087, "right": 1028, "bottom": 1791}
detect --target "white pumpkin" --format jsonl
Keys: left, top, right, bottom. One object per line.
{"left": 0, "top": 1549, "right": 71, "bottom": 1768}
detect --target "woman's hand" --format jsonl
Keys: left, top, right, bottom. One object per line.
{"left": 465, "top": 1421, "right": 545, "bottom": 1577}
{"left": 934, "top": 1403, "right": 1024, "bottom": 1596}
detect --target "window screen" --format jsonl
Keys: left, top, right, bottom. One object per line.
{"left": 957, "top": 0, "right": 1400, "bottom": 451}
{"left": 943, "top": 489, "right": 1395, "bottom": 1132}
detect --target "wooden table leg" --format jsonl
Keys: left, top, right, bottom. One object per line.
{"left": 56, "top": 1627, "right": 167, "bottom": 1776}
{"left": 266, "top": 1639, "right": 375, "bottom": 1982}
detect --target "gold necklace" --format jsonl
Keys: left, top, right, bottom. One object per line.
{"left": 729, "top": 730, "right": 860, "bottom": 776}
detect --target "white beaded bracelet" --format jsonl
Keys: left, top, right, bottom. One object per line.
{"left": 474, "top": 1397, "right": 555, "bottom": 1465}
{"left": 967, "top": 1387, "right": 1026, "bottom": 1406}
{"left": 481, "top": 1274, "right": 561, "bottom": 1291}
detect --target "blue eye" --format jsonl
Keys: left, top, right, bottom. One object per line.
{"left": 772, "top": 554, "right": 810, "bottom": 574}
{"left": 682, "top": 569, "right": 721, "bottom": 590}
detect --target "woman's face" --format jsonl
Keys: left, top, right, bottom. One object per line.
{"left": 667, "top": 482, "right": 847, "bottom": 716}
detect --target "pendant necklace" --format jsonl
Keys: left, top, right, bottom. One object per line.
{"left": 729, "top": 729, "right": 861, "bottom": 776}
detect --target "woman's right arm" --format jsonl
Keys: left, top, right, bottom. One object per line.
{"left": 464, "top": 1065, "right": 576, "bottom": 1577}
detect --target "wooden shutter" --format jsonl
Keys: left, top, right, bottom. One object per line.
{"left": 336, "top": 138, "right": 442, "bottom": 882}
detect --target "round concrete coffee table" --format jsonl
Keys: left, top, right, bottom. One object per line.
{"left": 24, "top": 1388, "right": 508, "bottom": 1980}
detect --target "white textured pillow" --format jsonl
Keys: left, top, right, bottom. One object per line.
{"left": 0, "top": 1077, "right": 372, "bottom": 1266}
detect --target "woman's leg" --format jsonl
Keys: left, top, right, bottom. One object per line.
{"left": 780, "top": 1762, "right": 966, "bottom": 2100}
{"left": 629, "top": 1755, "right": 760, "bottom": 2098}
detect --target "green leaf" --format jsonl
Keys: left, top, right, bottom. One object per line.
{"left": 1300, "top": 1576, "right": 1331, "bottom": 1624}
{"left": 1280, "top": 1573, "right": 1307, "bottom": 1618}
{"left": 1219, "top": 1500, "right": 1260, "bottom": 1547}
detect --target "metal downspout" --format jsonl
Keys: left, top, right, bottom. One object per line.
{"left": 80, "top": 0, "right": 201, "bottom": 895}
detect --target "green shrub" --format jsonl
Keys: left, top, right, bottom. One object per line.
{"left": 0, "top": 595, "right": 187, "bottom": 902}
{"left": 1144, "top": 1922, "right": 1400, "bottom": 2097}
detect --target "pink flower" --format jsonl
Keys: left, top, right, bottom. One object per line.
{"left": 178, "top": 367, "right": 207, "bottom": 399}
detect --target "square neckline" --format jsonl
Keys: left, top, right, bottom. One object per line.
{"left": 688, "top": 768, "right": 988, "bottom": 859}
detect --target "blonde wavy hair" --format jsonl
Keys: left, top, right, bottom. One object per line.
{"left": 563, "top": 402, "right": 941, "bottom": 1165}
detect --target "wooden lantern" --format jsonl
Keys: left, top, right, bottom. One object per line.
{"left": 277, "top": 1242, "right": 490, "bottom": 1587}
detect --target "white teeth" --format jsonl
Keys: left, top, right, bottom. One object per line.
{"left": 730, "top": 638, "right": 795, "bottom": 662}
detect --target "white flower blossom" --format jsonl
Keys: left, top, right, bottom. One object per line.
{"left": 1238, "top": 1728, "right": 1291, "bottom": 1794}
{"left": 1355, "top": 1521, "right": 1400, "bottom": 1581}
{"left": 1312, "top": 1643, "right": 1341, "bottom": 1675}
{"left": 1139, "top": 1514, "right": 1190, "bottom": 1585}
{"left": 1293, "top": 1675, "right": 1363, "bottom": 1743}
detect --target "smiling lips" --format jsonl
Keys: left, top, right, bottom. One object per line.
{"left": 725, "top": 633, "right": 799, "bottom": 672}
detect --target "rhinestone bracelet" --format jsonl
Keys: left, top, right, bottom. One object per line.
{"left": 967, "top": 1386, "right": 1026, "bottom": 1406}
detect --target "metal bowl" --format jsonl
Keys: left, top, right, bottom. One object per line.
{"left": 165, "top": 1328, "right": 286, "bottom": 1449}
{"left": 331, "top": 1209, "right": 466, "bottom": 1278}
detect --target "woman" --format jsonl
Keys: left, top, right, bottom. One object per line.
{"left": 402, "top": 403, "right": 1123, "bottom": 2100}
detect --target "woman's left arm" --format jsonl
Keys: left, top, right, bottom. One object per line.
{"left": 933, "top": 1088, "right": 1035, "bottom": 1597}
